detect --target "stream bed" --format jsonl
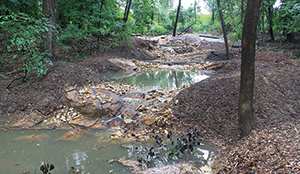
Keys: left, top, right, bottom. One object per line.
{"left": 0, "top": 70, "right": 218, "bottom": 174}
{"left": 0, "top": 119, "right": 218, "bottom": 174}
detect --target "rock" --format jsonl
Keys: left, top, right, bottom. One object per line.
{"left": 107, "top": 115, "right": 123, "bottom": 127}
{"left": 124, "top": 117, "right": 133, "bottom": 124}
{"left": 142, "top": 114, "right": 157, "bottom": 126}
{"left": 58, "top": 128, "right": 92, "bottom": 141}
{"left": 139, "top": 135, "right": 150, "bottom": 141}
{"left": 156, "top": 119, "right": 166, "bottom": 127}
{"left": 108, "top": 58, "right": 138, "bottom": 71}
{"left": 69, "top": 118, "right": 107, "bottom": 129}
{"left": 14, "top": 134, "right": 49, "bottom": 141}
{"left": 13, "top": 118, "right": 41, "bottom": 128}
{"left": 121, "top": 107, "right": 138, "bottom": 118}
{"left": 110, "top": 130, "right": 124, "bottom": 139}
{"left": 158, "top": 38, "right": 166, "bottom": 45}
{"left": 64, "top": 87, "right": 125, "bottom": 118}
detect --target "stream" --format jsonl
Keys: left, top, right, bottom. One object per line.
{"left": 0, "top": 70, "right": 219, "bottom": 174}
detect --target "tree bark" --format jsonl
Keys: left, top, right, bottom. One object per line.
{"left": 216, "top": 0, "right": 230, "bottom": 60}
{"left": 261, "top": 4, "right": 265, "bottom": 44}
{"left": 211, "top": 1, "right": 215, "bottom": 24}
{"left": 287, "top": 32, "right": 295, "bottom": 43}
{"left": 194, "top": 0, "right": 197, "bottom": 23}
{"left": 123, "top": 0, "right": 132, "bottom": 23}
{"left": 267, "top": 2, "right": 274, "bottom": 40}
{"left": 42, "top": 0, "right": 57, "bottom": 59}
{"left": 173, "top": 0, "right": 181, "bottom": 37}
{"left": 238, "top": 0, "right": 261, "bottom": 138}
{"left": 97, "top": 0, "right": 105, "bottom": 48}
{"left": 241, "top": 0, "right": 244, "bottom": 24}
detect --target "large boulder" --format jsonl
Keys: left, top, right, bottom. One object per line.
{"left": 64, "top": 87, "right": 126, "bottom": 118}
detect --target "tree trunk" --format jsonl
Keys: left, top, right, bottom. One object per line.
{"left": 268, "top": 3, "right": 274, "bottom": 40}
{"left": 194, "top": 0, "right": 197, "bottom": 23}
{"left": 216, "top": 0, "right": 230, "bottom": 60}
{"left": 42, "top": 0, "right": 57, "bottom": 59}
{"left": 261, "top": 4, "right": 265, "bottom": 44}
{"left": 238, "top": 0, "right": 261, "bottom": 138}
{"left": 123, "top": 0, "right": 132, "bottom": 30}
{"left": 123, "top": 0, "right": 132, "bottom": 23}
{"left": 211, "top": 1, "right": 215, "bottom": 24}
{"left": 172, "top": 0, "right": 181, "bottom": 37}
{"left": 97, "top": 0, "right": 105, "bottom": 48}
{"left": 287, "top": 32, "right": 295, "bottom": 43}
{"left": 241, "top": 0, "right": 244, "bottom": 24}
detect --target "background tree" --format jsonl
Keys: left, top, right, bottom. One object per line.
{"left": 172, "top": 0, "right": 181, "bottom": 36}
{"left": 266, "top": 0, "right": 275, "bottom": 40}
{"left": 42, "top": 0, "right": 57, "bottom": 58}
{"left": 216, "top": 0, "right": 230, "bottom": 60}
{"left": 123, "top": 0, "right": 132, "bottom": 24}
{"left": 238, "top": 0, "right": 261, "bottom": 138}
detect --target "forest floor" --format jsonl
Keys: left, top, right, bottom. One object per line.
{"left": 0, "top": 33, "right": 300, "bottom": 173}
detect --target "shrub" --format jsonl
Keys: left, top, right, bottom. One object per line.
{"left": 0, "top": 13, "right": 53, "bottom": 77}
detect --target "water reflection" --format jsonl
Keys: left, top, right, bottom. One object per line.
{"left": 111, "top": 71, "right": 208, "bottom": 90}
{"left": 0, "top": 123, "right": 218, "bottom": 174}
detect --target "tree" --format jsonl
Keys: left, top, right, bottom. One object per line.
{"left": 172, "top": 0, "right": 181, "bottom": 36}
{"left": 123, "top": 0, "right": 132, "bottom": 23}
{"left": 203, "top": 0, "right": 216, "bottom": 24}
{"left": 238, "top": 0, "right": 261, "bottom": 137}
{"left": 216, "top": 0, "right": 230, "bottom": 60}
{"left": 267, "top": 0, "right": 275, "bottom": 40}
{"left": 42, "top": 0, "right": 57, "bottom": 59}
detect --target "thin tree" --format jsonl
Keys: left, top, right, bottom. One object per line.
{"left": 172, "top": 0, "right": 181, "bottom": 37}
{"left": 123, "top": 0, "right": 132, "bottom": 23}
{"left": 97, "top": 0, "right": 105, "bottom": 48}
{"left": 238, "top": 0, "right": 261, "bottom": 137}
{"left": 216, "top": 0, "right": 230, "bottom": 60}
{"left": 267, "top": 0, "right": 274, "bottom": 40}
{"left": 42, "top": 0, "right": 57, "bottom": 59}
{"left": 241, "top": 0, "right": 244, "bottom": 24}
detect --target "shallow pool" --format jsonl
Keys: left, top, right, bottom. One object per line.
{"left": 0, "top": 119, "right": 218, "bottom": 174}
{"left": 109, "top": 71, "right": 208, "bottom": 90}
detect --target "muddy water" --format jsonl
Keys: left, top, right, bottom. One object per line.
{"left": 109, "top": 71, "right": 208, "bottom": 90}
{"left": 0, "top": 70, "right": 218, "bottom": 173}
{"left": 0, "top": 119, "right": 218, "bottom": 174}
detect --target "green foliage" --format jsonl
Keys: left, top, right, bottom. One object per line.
{"left": 0, "top": 13, "right": 53, "bottom": 77}
{"left": 0, "top": 0, "right": 41, "bottom": 18}
{"left": 131, "top": 0, "right": 153, "bottom": 34}
{"left": 274, "top": 0, "right": 300, "bottom": 34}
{"left": 228, "top": 23, "right": 243, "bottom": 43}
{"left": 194, "top": 14, "right": 211, "bottom": 33}
{"left": 149, "top": 22, "right": 168, "bottom": 35}
{"left": 56, "top": 0, "right": 132, "bottom": 54}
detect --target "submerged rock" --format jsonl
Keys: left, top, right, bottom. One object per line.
{"left": 58, "top": 128, "right": 92, "bottom": 141}
{"left": 69, "top": 118, "right": 106, "bottom": 129}
{"left": 13, "top": 118, "right": 41, "bottom": 128}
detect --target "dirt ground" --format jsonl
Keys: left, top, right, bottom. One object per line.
{"left": 1, "top": 34, "right": 300, "bottom": 173}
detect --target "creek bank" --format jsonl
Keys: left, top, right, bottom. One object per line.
{"left": 2, "top": 33, "right": 299, "bottom": 173}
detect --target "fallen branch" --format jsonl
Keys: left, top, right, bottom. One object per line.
{"left": 6, "top": 74, "right": 28, "bottom": 89}
{"left": 179, "top": 21, "right": 196, "bottom": 35}
{"left": 199, "top": 35, "right": 220, "bottom": 39}
{"left": 184, "top": 54, "right": 207, "bottom": 60}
